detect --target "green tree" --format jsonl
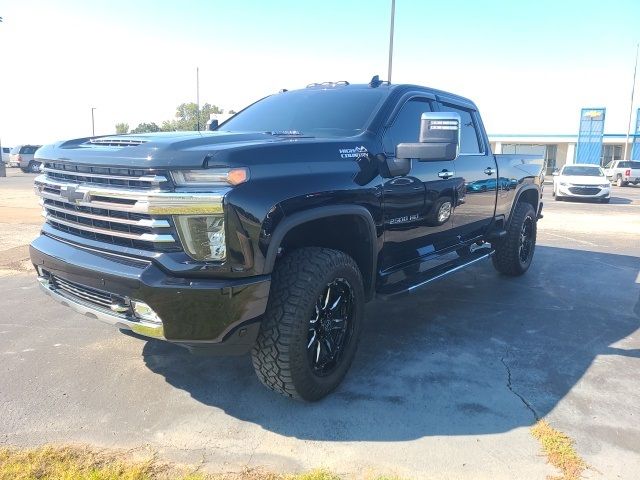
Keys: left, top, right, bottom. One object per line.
{"left": 165, "top": 103, "right": 224, "bottom": 131}
{"left": 115, "top": 122, "right": 129, "bottom": 134}
{"left": 131, "top": 122, "right": 160, "bottom": 134}
{"left": 228, "top": 109, "right": 237, "bottom": 115}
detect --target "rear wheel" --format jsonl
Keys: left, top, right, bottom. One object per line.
{"left": 601, "top": 197, "right": 610, "bottom": 204}
{"left": 28, "top": 161, "right": 40, "bottom": 173}
{"left": 492, "top": 202, "right": 537, "bottom": 276}
{"left": 251, "top": 247, "right": 364, "bottom": 401}
{"left": 616, "top": 176, "right": 626, "bottom": 187}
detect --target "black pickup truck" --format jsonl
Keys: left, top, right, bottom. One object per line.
{"left": 30, "top": 78, "right": 544, "bottom": 401}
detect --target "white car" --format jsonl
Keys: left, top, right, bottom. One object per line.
{"left": 552, "top": 164, "right": 611, "bottom": 203}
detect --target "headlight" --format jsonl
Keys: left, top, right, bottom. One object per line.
{"left": 174, "top": 214, "right": 226, "bottom": 261}
{"left": 599, "top": 184, "right": 610, "bottom": 188}
{"left": 559, "top": 182, "right": 569, "bottom": 186}
{"left": 172, "top": 167, "right": 248, "bottom": 186}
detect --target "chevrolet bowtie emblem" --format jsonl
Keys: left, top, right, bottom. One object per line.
{"left": 60, "top": 185, "right": 86, "bottom": 204}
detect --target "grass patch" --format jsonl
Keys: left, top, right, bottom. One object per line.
{"left": 531, "top": 420, "right": 586, "bottom": 480}
{"left": 0, "top": 445, "right": 396, "bottom": 480}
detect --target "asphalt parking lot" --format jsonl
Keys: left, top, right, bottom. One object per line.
{"left": 1, "top": 172, "right": 639, "bottom": 479}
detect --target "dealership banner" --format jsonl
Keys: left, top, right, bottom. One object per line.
{"left": 632, "top": 108, "right": 640, "bottom": 161}
{"left": 576, "top": 108, "right": 606, "bottom": 164}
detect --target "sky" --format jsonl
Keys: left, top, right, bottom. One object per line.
{"left": 1, "top": 0, "right": 639, "bottom": 146}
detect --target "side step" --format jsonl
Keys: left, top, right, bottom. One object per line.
{"left": 376, "top": 249, "right": 494, "bottom": 300}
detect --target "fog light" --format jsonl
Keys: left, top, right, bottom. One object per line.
{"left": 131, "top": 300, "right": 162, "bottom": 324}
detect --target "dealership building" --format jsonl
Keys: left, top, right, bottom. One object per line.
{"left": 488, "top": 133, "right": 639, "bottom": 175}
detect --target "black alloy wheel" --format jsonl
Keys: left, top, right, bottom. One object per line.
{"left": 518, "top": 216, "right": 534, "bottom": 265}
{"left": 307, "top": 278, "right": 354, "bottom": 377}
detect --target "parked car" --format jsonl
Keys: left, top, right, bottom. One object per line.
{"left": 604, "top": 160, "right": 640, "bottom": 186}
{"left": 30, "top": 78, "right": 544, "bottom": 401}
{"left": 2, "top": 147, "right": 12, "bottom": 166}
{"left": 552, "top": 164, "right": 611, "bottom": 202}
{"left": 10, "top": 145, "right": 43, "bottom": 172}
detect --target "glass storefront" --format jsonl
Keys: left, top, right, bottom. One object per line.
{"left": 601, "top": 144, "right": 623, "bottom": 165}
{"left": 502, "top": 144, "right": 557, "bottom": 174}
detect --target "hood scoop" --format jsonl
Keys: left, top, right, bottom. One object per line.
{"left": 88, "top": 137, "right": 149, "bottom": 147}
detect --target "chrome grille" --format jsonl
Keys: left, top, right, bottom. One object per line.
{"left": 34, "top": 162, "right": 226, "bottom": 253}
{"left": 44, "top": 162, "right": 165, "bottom": 190}
{"left": 51, "top": 274, "right": 116, "bottom": 310}
{"left": 36, "top": 164, "right": 179, "bottom": 251}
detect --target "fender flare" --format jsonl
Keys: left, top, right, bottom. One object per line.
{"left": 507, "top": 184, "right": 540, "bottom": 227}
{"left": 263, "top": 204, "right": 378, "bottom": 299}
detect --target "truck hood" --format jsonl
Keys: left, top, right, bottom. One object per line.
{"left": 34, "top": 131, "right": 360, "bottom": 169}
{"left": 558, "top": 175, "right": 609, "bottom": 185}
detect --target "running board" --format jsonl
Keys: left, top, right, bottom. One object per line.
{"left": 376, "top": 249, "right": 494, "bottom": 300}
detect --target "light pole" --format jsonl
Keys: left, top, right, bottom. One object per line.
{"left": 623, "top": 43, "right": 639, "bottom": 160}
{"left": 91, "top": 107, "right": 96, "bottom": 137}
{"left": 196, "top": 67, "right": 200, "bottom": 132}
{"left": 387, "top": 0, "right": 396, "bottom": 83}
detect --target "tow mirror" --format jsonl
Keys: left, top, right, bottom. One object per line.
{"left": 396, "top": 112, "right": 461, "bottom": 162}
{"left": 377, "top": 153, "right": 411, "bottom": 178}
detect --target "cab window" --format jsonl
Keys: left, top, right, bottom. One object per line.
{"left": 383, "top": 98, "right": 433, "bottom": 154}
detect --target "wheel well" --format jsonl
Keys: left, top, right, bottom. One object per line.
{"left": 517, "top": 188, "right": 539, "bottom": 213}
{"left": 277, "top": 215, "right": 375, "bottom": 300}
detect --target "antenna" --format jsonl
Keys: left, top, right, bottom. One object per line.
{"left": 387, "top": 0, "right": 396, "bottom": 84}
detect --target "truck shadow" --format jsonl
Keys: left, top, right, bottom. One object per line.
{"left": 141, "top": 245, "right": 640, "bottom": 441}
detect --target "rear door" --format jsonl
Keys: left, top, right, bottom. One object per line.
{"left": 437, "top": 101, "right": 497, "bottom": 241}
{"left": 379, "top": 95, "right": 460, "bottom": 275}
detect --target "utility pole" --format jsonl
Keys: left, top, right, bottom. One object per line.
{"left": 196, "top": 67, "right": 200, "bottom": 132}
{"left": 624, "top": 43, "right": 639, "bottom": 160}
{"left": 387, "top": 0, "right": 396, "bottom": 84}
{"left": 91, "top": 107, "right": 96, "bottom": 137}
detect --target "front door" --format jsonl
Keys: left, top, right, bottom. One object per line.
{"left": 379, "top": 96, "right": 460, "bottom": 285}
{"left": 438, "top": 103, "right": 498, "bottom": 241}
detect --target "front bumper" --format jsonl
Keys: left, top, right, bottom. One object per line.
{"left": 556, "top": 184, "right": 610, "bottom": 198}
{"left": 30, "top": 234, "right": 270, "bottom": 354}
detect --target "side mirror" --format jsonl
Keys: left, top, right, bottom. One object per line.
{"left": 376, "top": 153, "right": 411, "bottom": 178}
{"left": 552, "top": 170, "right": 559, "bottom": 176}
{"left": 396, "top": 112, "right": 461, "bottom": 162}
{"left": 206, "top": 119, "right": 219, "bottom": 131}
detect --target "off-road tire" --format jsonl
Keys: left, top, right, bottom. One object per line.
{"left": 492, "top": 202, "right": 537, "bottom": 276}
{"left": 251, "top": 247, "right": 364, "bottom": 401}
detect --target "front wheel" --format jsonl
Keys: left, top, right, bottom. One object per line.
{"left": 492, "top": 202, "right": 537, "bottom": 276}
{"left": 251, "top": 247, "right": 364, "bottom": 401}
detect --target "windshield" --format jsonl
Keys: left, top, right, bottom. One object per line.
{"left": 220, "top": 88, "right": 388, "bottom": 138}
{"left": 562, "top": 166, "right": 603, "bottom": 176}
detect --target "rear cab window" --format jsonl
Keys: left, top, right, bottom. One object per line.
{"left": 20, "top": 146, "right": 38, "bottom": 154}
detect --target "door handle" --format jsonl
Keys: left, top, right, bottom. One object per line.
{"left": 484, "top": 167, "right": 496, "bottom": 176}
{"left": 438, "top": 170, "right": 454, "bottom": 179}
